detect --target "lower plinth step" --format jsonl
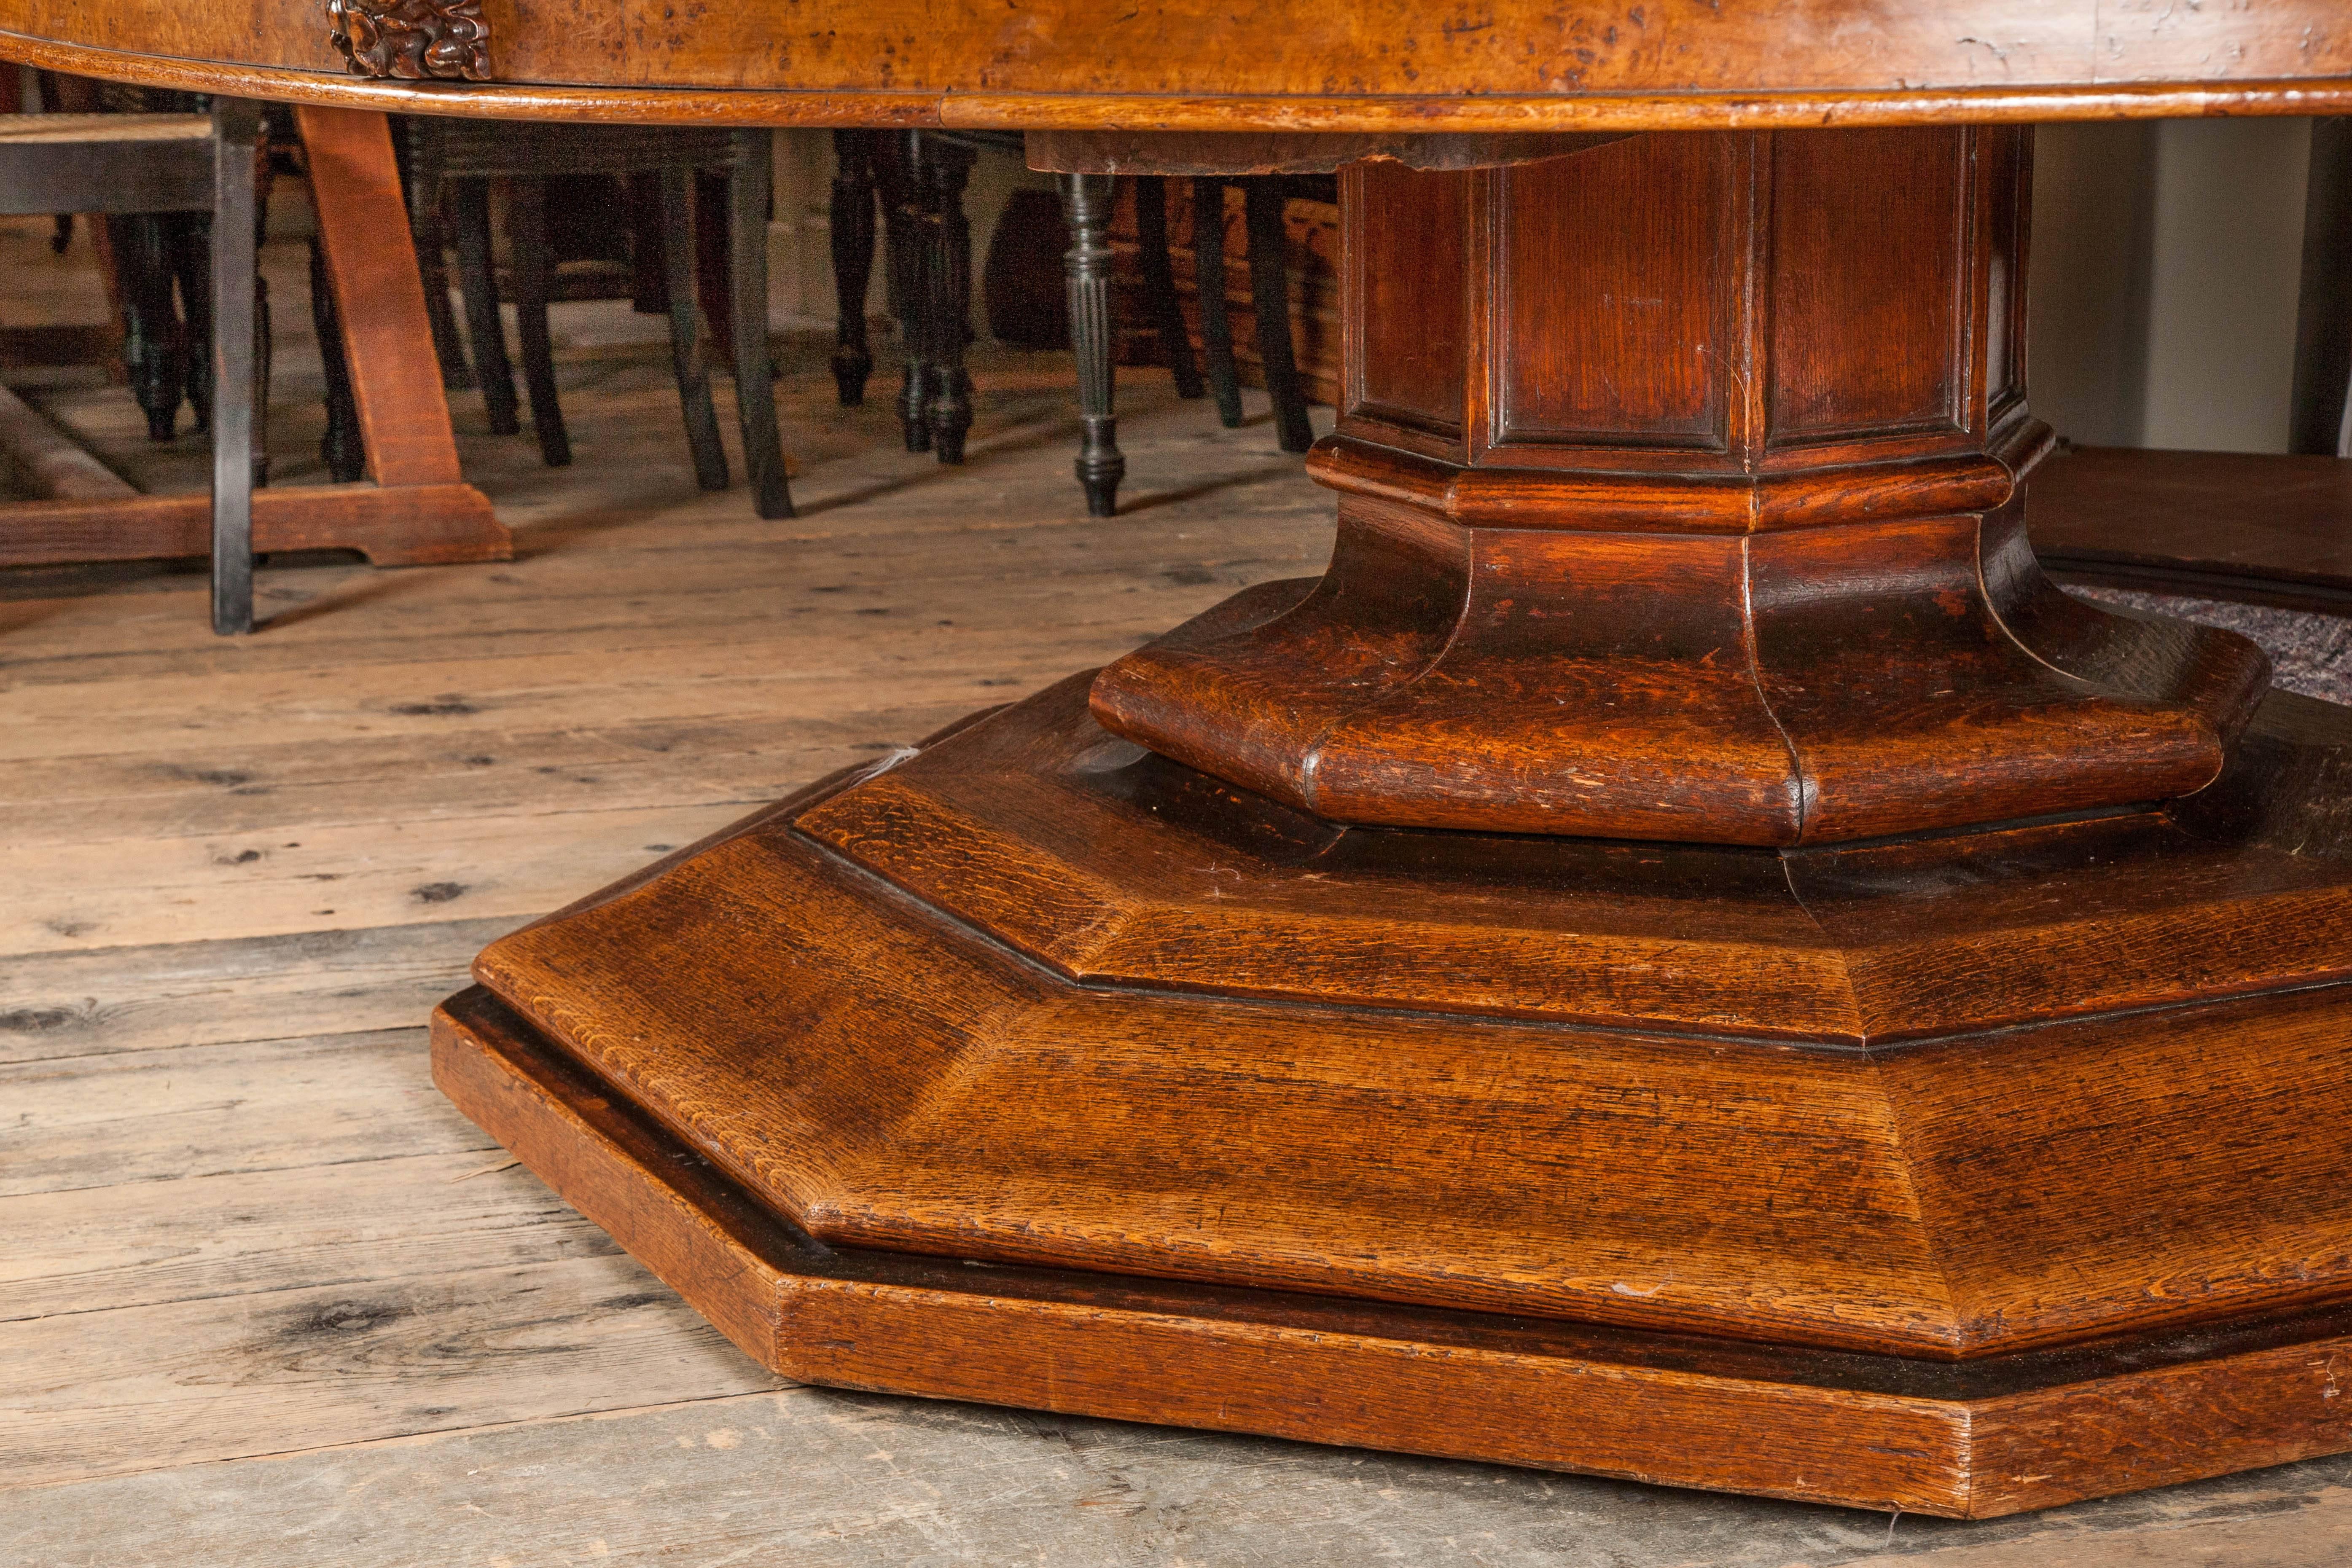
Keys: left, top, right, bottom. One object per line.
{"left": 433, "top": 983, "right": 2352, "bottom": 1520}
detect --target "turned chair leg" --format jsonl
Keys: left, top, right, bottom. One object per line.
{"left": 923, "top": 136, "right": 977, "bottom": 465}
{"left": 107, "top": 212, "right": 185, "bottom": 441}
{"left": 727, "top": 129, "right": 793, "bottom": 518}
{"left": 506, "top": 175, "right": 573, "bottom": 467}
{"left": 1192, "top": 177, "right": 1245, "bottom": 428}
{"left": 401, "top": 169, "right": 474, "bottom": 390}
{"left": 447, "top": 177, "right": 520, "bottom": 436}
{"left": 1245, "top": 179, "right": 1315, "bottom": 454}
{"left": 166, "top": 210, "right": 214, "bottom": 433}
{"left": 889, "top": 132, "right": 933, "bottom": 453}
{"left": 307, "top": 234, "right": 366, "bottom": 483}
{"left": 830, "top": 129, "right": 879, "bottom": 408}
{"left": 1061, "top": 172, "right": 1124, "bottom": 518}
{"left": 208, "top": 98, "right": 260, "bottom": 636}
{"left": 1134, "top": 175, "right": 1204, "bottom": 400}
{"left": 657, "top": 167, "right": 729, "bottom": 493}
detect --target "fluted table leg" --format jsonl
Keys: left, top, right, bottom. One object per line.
{"left": 923, "top": 137, "right": 977, "bottom": 464}
{"left": 1061, "top": 172, "right": 1123, "bottom": 517}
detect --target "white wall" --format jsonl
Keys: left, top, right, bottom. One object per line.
{"left": 2024, "top": 122, "right": 2157, "bottom": 448}
{"left": 2029, "top": 118, "right": 2315, "bottom": 453}
{"left": 769, "top": 130, "right": 1056, "bottom": 335}
{"left": 2140, "top": 118, "right": 2313, "bottom": 452}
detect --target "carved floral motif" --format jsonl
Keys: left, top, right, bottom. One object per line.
{"left": 325, "top": 0, "right": 491, "bottom": 81}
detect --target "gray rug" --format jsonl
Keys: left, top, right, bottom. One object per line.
{"left": 2073, "top": 585, "right": 2352, "bottom": 706}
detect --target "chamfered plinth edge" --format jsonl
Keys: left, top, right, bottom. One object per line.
{"left": 462, "top": 676, "right": 2352, "bottom": 1368}
{"left": 432, "top": 980, "right": 2352, "bottom": 1520}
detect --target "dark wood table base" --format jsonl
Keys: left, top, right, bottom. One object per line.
{"left": 435, "top": 126, "right": 2352, "bottom": 1516}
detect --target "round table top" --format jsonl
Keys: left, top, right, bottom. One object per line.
{"left": 2, "top": 1, "right": 2348, "bottom": 131}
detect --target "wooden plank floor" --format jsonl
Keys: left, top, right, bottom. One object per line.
{"left": 7, "top": 219, "right": 2352, "bottom": 1564}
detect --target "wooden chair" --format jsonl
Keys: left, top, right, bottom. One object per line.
{"left": 403, "top": 119, "right": 792, "bottom": 519}
{"left": 830, "top": 131, "right": 1317, "bottom": 516}
{"left": 1186, "top": 173, "right": 1327, "bottom": 456}
{"left": 0, "top": 101, "right": 263, "bottom": 633}
{"left": 81, "top": 83, "right": 271, "bottom": 464}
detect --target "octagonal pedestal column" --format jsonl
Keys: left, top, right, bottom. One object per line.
{"left": 1094, "top": 129, "right": 2269, "bottom": 845}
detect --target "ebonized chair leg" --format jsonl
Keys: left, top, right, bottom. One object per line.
{"left": 401, "top": 175, "right": 474, "bottom": 391}
{"left": 415, "top": 213, "right": 473, "bottom": 390}
{"left": 657, "top": 167, "right": 729, "bottom": 493}
{"left": 307, "top": 234, "right": 366, "bottom": 483}
{"left": 1134, "top": 175, "right": 1204, "bottom": 400}
{"left": 829, "top": 130, "right": 879, "bottom": 408}
{"left": 923, "top": 137, "right": 977, "bottom": 465}
{"left": 106, "top": 213, "right": 185, "bottom": 441}
{"left": 448, "top": 178, "right": 521, "bottom": 437}
{"left": 209, "top": 98, "right": 261, "bottom": 636}
{"left": 506, "top": 175, "right": 573, "bottom": 467}
{"left": 693, "top": 172, "right": 735, "bottom": 370}
{"left": 890, "top": 132, "right": 933, "bottom": 453}
{"left": 627, "top": 172, "right": 669, "bottom": 313}
{"left": 1245, "top": 179, "right": 1315, "bottom": 455}
{"left": 256, "top": 268, "right": 274, "bottom": 489}
{"left": 172, "top": 193, "right": 270, "bottom": 484}
{"left": 727, "top": 130, "right": 794, "bottom": 519}
{"left": 196, "top": 226, "right": 270, "bottom": 487}
{"left": 1192, "top": 177, "right": 1244, "bottom": 429}
{"left": 1061, "top": 172, "right": 1124, "bottom": 518}
{"left": 167, "top": 211, "right": 214, "bottom": 433}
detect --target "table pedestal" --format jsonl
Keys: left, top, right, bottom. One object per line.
{"left": 435, "top": 129, "right": 2352, "bottom": 1518}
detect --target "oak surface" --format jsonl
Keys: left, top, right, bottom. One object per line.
{"left": 1096, "top": 132, "right": 2272, "bottom": 847}
{"left": 2033, "top": 447, "right": 2352, "bottom": 611}
{"left": 434, "top": 980, "right": 2352, "bottom": 1520}
{"left": 473, "top": 675, "right": 2352, "bottom": 1365}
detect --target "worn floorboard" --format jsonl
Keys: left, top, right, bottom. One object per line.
{"left": 0, "top": 918, "right": 512, "bottom": 1063}
{"left": 5, "top": 212, "right": 2347, "bottom": 1562}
